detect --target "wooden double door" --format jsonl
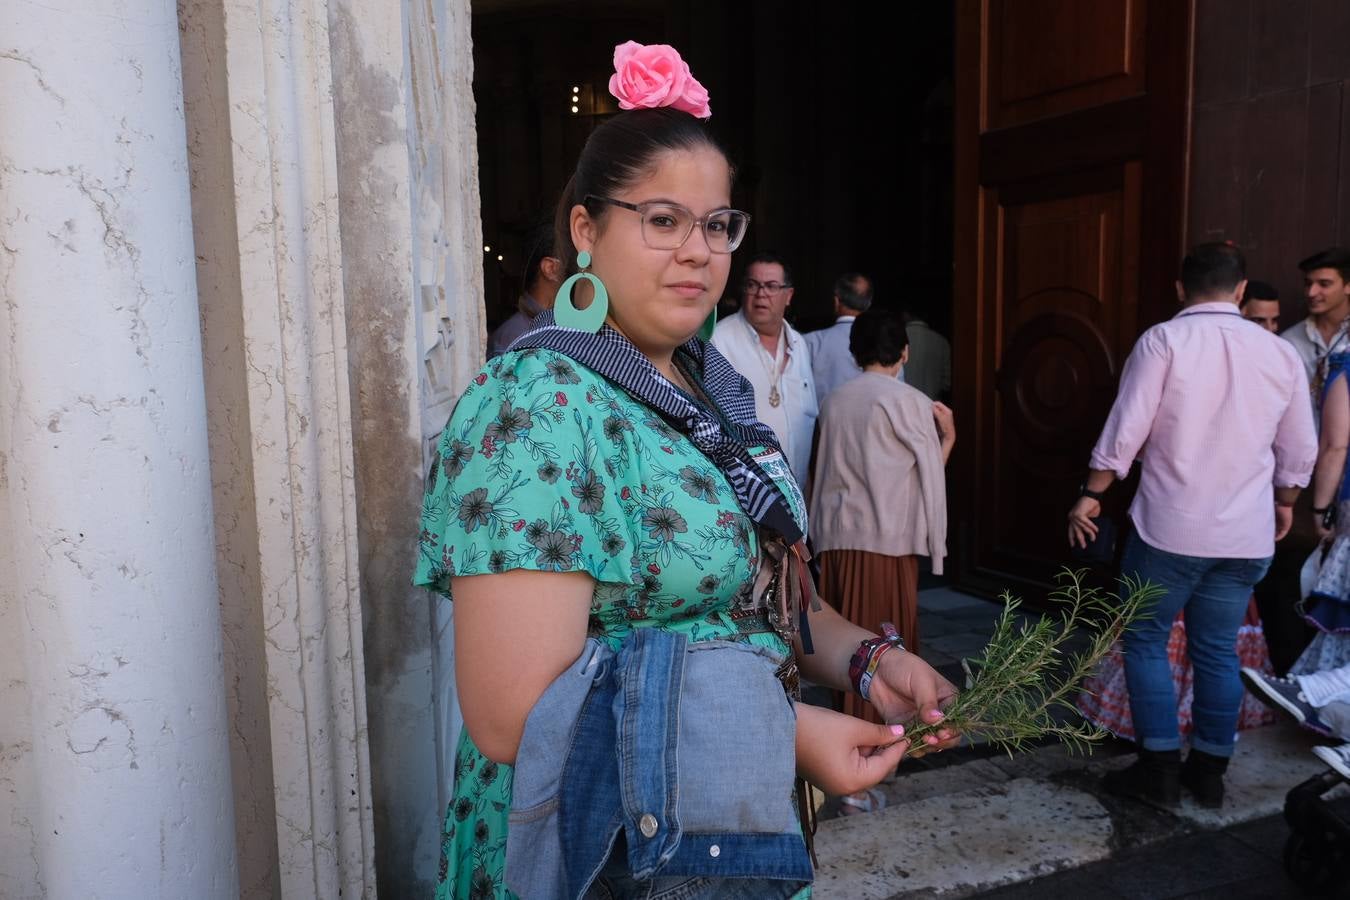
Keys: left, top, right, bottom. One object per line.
{"left": 952, "top": 0, "right": 1193, "bottom": 599}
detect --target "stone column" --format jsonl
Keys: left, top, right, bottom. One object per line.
{"left": 0, "top": 1, "right": 239, "bottom": 897}
{"left": 332, "top": 0, "right": 486, "bottom": 894}
{"left": 179, "top": 0, "right": 378, "bottom": 896}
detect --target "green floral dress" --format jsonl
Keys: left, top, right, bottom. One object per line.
{"left": 415, "top": 348, "right": 808, "bottom": 900}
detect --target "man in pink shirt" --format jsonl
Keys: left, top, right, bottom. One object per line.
{"left": 1067, "top": 243, "right": 1317, "bottom": 809}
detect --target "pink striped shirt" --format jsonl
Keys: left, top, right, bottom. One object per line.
{"left": 1089, "top": 302, "right": 1317, "bottom": 559}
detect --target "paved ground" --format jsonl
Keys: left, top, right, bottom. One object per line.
{"left": 811, "top": 586, "right": 1350, "bottom": 899}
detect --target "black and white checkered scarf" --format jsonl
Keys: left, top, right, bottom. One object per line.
{"left": 511, "top": 312, "right": 805, "bottom": 546}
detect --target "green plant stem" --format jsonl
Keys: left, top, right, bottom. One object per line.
{"left": 902, "top": 569, "right": 1161, "bottom": 757}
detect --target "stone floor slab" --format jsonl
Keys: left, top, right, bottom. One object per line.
{"left": 814, "top": 721, "right": 1345, "bottom": 898}
{"left": 813, "top": 778, "right": 1115, "bottom": 899}
{"left": 1101, "top": 833, "right": 1288, "bottom": 900}
{"left": 976, "top": 825, "right": 1292, "bottom": 900}
{"left": 877, "top": 758, "right": 1012, "bottom": 807}
{"left": 918, "top": 587, "right": 993, "bottom": 613}
{"left": 985, "top": 740, "right": 1126, "bottom": 780}
{"left": 1223, "top": 813, "right": 1293, "bottom": 862}
{"left": 923, "top": 634, "right": 994, "bottom": 660}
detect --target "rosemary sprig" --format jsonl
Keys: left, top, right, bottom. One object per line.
{"left": 903, "top": 569, "right": 1161, "bottom": 757}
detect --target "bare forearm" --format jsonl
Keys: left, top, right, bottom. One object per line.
{"left": 793, "top": 599, "right": 874, "bottom": 692}
{"left": 1274, "top": 485, "right": 1302, "bottom": 506}
{"left": 1085, "top": 469, "right": 1116, "bottom": 493}
{"left": 1313, "top": 450, "right": 1347, "bottom": 508}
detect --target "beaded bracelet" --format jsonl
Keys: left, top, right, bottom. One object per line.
{"left": 848, "top": 622, "right": 906, "bottom": 700}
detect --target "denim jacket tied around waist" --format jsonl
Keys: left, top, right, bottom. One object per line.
{"left": 504, "top": 627, "right": 812, "bottom": 899}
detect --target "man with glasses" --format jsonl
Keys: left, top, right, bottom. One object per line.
{"left": 711, "top": 253, "right": 819, "bottom": 485}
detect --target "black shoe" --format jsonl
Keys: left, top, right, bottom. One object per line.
{"left": 1101, "top": 749, "right": 1181, "bottom": 807}
{"left": 1181, "top": 749, "right": 1229, "bottom": 808}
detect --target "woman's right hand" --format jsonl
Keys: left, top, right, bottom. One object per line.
{"left": 795, "top": 703, "right": 910, "bottom": 796}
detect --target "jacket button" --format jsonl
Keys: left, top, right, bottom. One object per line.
{"left": 709, "top": 844, "right": 721, "bottom": 858}
{"left": 639, "top": 814, "right": 658, "bottom": 838}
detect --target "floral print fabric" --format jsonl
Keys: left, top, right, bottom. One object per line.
{"left": 415, "top": 349, "right": 803, "bottom": 899}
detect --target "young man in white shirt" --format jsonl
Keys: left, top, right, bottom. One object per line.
{"left": 1281, "top": 248, "right": 1350, "bottom": 386}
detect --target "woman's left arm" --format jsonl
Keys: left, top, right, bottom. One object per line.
{"left": 793, "top": 599, "right": 959, "bottom": 748}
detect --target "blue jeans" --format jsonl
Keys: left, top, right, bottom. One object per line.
{"left": 1121, "top": 532, "right": 1272, "bottom": 757}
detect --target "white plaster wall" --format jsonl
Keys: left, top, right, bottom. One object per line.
{"left": 0, "top": 0, "right": 238, "bottom": 896}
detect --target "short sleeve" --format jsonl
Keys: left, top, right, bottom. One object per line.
{"left": 413, "top": 349, "right": 632, "bottom": 596}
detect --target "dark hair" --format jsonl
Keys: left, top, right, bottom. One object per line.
{"left": 743, "top": 251, "right": 794, "bottom": 288}
{"left": 521, "top": 218, "right": 556, "bottom": 292}
{"left": 554, "top": 108, "right": 732, "bottom": 274}
{"left": 1298, "top": 247, "right": 1350, "bottom": 283}
{"left": 849, "top": 307, "right": 909, "bottom": 368}
{"left": 1180, "top": 242, "right": 1246, "bottom": 299}
{"left": 1240, "top": 279, "right": 1279, "bottom": 307}
{"left": 833, "top": 272, "right": 873, "bottom": 313}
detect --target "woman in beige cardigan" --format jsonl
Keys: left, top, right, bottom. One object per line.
{"left": 810, "top": 306, "right": 955, "bottom": 728}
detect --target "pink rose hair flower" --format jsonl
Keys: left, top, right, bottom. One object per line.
{"left": 607, "top": 41, "right": 711, "bottom": 119}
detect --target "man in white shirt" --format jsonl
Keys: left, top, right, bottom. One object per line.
{"left": 804, "top": 272, "right": 873, "bottom": 405}
{"left": 711, "top": 253, "right": 818, "bottom": 484}
{"left": 1281, "top": 247, "right": 1350, "bottom": 387}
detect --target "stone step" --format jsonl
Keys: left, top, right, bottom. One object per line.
{"left": 811, "top": 721, "right": 1344, "bottom": 899}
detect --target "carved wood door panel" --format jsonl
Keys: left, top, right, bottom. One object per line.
{"left": 952, "top": 0, "right": 1191, "bottom": 599}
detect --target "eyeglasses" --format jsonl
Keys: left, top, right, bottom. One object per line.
{"left": 743, "top": 279, "right": 792, "bottom": 295}
{"left": 586, "top": 195, "right": 751, "bottom": 253}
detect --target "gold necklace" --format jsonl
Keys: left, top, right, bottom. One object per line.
{"left": 748, "top": 318, "right": 786, "bottom": 406}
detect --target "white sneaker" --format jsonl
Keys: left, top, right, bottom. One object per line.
{"left": 1312, "top": 743, "right": 1350, "bottom": 779}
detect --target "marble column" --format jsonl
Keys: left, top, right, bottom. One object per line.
{"left": 180, "top": 0, "right": 377, "bottom": 895}
{"left": 0, "top": 1, "right": 239, "bottom": 897}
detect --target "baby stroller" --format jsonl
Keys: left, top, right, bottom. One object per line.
{"left": 1283, "top": 768, "right": 1350, "bottom": 895}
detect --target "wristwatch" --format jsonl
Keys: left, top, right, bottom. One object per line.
{"left": 1079, "top": 483, "right": 1107, "bottom": 501}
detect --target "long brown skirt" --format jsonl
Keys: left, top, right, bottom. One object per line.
{"left": 818, "top": 549, "right": 920, "bottom": 724}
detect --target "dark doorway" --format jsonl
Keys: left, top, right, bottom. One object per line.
{"left": 952, "top": 0, "right": 1192, "bottom": 600}
{"left": 470, "top": 1, "right": 955, "bottom": 338}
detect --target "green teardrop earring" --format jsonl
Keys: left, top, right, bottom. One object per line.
{"left": 553, "top": 250, "right": 609, "bottom": 333}
{"left": 698, "top": 307, "right": 717, "bottom": 342}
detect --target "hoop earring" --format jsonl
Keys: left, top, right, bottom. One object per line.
{"left": 698, "top": 307, "right": 717, "bottom": 342}
{"left": 553, "top": 250, "right": 609, "bottom": 333}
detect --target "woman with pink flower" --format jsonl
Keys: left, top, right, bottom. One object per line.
{"left": 415, "top": 41, "right": 958, "bottom": 898}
